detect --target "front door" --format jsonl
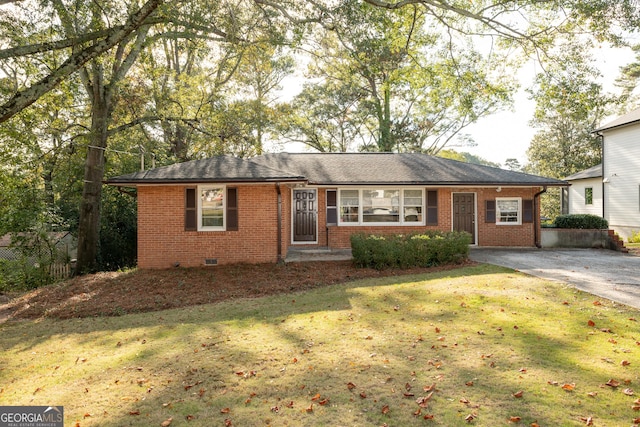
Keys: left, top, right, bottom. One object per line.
{"left": 293, "top": 189, "right": 317, "bottom": 242}
{"left": 453, "top": 193, "right": 476, "bottom": 244}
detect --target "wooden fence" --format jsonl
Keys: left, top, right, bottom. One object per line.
{"left": 50, "top": 262, "right": 72, "bottom": 280}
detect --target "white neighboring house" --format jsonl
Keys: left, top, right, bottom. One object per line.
{"left": 563, "top": 164, "right": 603, "bottom": 217}
{"left": 578, "top": 107, "right": 640, "bottom": 241}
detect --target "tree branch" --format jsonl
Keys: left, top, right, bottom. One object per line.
{"left": 0, "top": 0, "right": 164, "bottom": 123}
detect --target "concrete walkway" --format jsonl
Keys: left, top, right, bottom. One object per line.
{"left": 469, "top": 248, "right": 640, "bottom": 310}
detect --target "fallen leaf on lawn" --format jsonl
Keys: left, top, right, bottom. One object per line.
{"left": 435, "top": 327, "right": 441, "bottom": 333}
{"left": 588, "top": 320, "right": 596, "bottom": 327}
{"left": 600, "top": 328, "right": 612, "bottom": 333}
{"left": 531, "top": 423, "right": 540, "bottom": 427}
{"left": 403, "top": 392, "right": 415, "bottom": 397}
{"left": 509, "top": 416, "right": 521, "bottom": 422}
{"left": 318, "top": 398, "right": 329, "bottom": 405}
{"left": 311, "top": 393, "right": 321, "bottom": 401}
{"left": 512, "top": 390, "right": 524, "bottom": 398}
{"left": 605, "top": 379, "right": 620, "bottom": 388}
{"left": 587, "top": 392, "right": 598, "bottom": 397}
{"left": 416, "top": 392, "right": 434, "bottom": 407}
{"left": 623, "top": 388, "right": 634, "bottom": 396}
{"left": 186, "top": 415, "right": 195, "bottom": 421}
{"left": 548, "top": 380, "right": 559, "bottom": 386}
{"left": 414, "top": 408, "right": 422, "bottom": 416}
{"left": 129, "top": 411, "right": 140, "bottom": 416}
{"left": 423, "top": 414, "right": 434, "bottom": 420}
{"left": 622, "top": 360, "right": 631, "bottom": 366}
{"left": 220, "top": 408, "right": 230, "bottom": 414}
{"left": 579, "top": 416, "right": 593, "bottom": 426}
{"left": 519, "top": 368, "right": 527, "bottom": 373}
{"left": 466, "top": 381, "right": 474, "bottom": 387}
{"left": 359, "top": 392, "right": 367, "bottom": 398}
{"left": 83, "top": 413, "right": 91, "bottom": 418}
{"left": 224, "top": 419, "right": 232, "bottom": 427}
{"left": 609, "top": 338, "right": 618, "bottom": 344}
{"left": 424, "top": 383, "right": 436, "bottom": 392}
{"left": 460, "top": 397, "right": 470, "bottom": 404}
{"left": 562, "top": 383, "right": 576, "bottom": 391}
{"left": 405, "top": 382, "right": 412, "bottom": 391}
{"left": 270, "top": 406, "right": 279, "bottom": 413}
{"left": 160, "top": 418, "right": 173, "bottom": 427}
{"left": 632, "top": 405, "right": 640, "bottom": 411}
{"left": 465, "top": 413, "right": 476, "bottom": 423}
{"left": 381, "top": 405, "right": 390, "bottom": 415}
{"left": 593, "top": 301, "right": 602, "bottom": 306}
{"left": 347, "top": 382, "right": 356, "bottom": 390}
{"left": 634, "top": 417, "right": 640, "bottom": 423}
{"left": 286, "top": 401, "right": 294, "bottom": 408}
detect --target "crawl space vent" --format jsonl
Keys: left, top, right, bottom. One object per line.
{"left": 204, "top": 258, "right": 218, "bottom": 266}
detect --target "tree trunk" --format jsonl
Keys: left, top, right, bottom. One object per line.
{"left": 75, "top": 86, "right": 110, "bottom": 273}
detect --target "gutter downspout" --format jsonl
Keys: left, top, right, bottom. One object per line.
{"left": 598, "top": 132, "right": 605, "bottom": 219}
{"left": 533, "top": 186, "right": 547, "bottom": 248}
{"left": 276, "top": 182, "right": 283, "bottom": 264}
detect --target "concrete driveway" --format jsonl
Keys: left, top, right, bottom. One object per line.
{"left": 469, "top": 248, "right": 640, "bottom": 310}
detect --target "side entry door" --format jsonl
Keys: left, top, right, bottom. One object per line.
{"left": 453, "top": 193, "right": 476, "bottom": 244}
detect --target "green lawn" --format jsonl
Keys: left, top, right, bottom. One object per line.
{"left": 1, "top": 264, "right": 639, "bottom": 426}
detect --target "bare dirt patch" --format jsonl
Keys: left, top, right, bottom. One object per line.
{"left": 0, "top": 260, "right": 473, "bottom": 322}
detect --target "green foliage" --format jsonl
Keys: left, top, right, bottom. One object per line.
{"left": 351, "top": 231, "right": 471, "bottom": 270}
{"left": 98, "top": 186, "right": 137, "bottom": 271}
{"left": 628, "top": 230, "right": 640, "bottom": 243}
{"left": 553, "top": 214, "right": 608, "bottom": 229}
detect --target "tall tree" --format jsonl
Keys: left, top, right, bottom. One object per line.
{"left": 289, "top": 1, "right": 513, "bottom": 153}
{"left": 526, "top": 40, "right": 621, "bottom": 218}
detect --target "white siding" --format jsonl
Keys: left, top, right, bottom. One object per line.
{"left": 568, "top": 177, "right": 603, "bottom": 216}
{"left": 603, "top": 126, "right": 640, "bottom": 239}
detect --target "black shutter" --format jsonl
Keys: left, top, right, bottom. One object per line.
{"left": 185, "top": 187, "right": 197, "bottom": 231}
{"left": 326, "top": 190, "right": 337, "bottom": 225}
{"left": 227, "top": 187, "right": 238, "bottom": 231}
{"left": 426, "top": 190, "right": 438, "bottom": 225}
{"left": 485, "top": 200, "right": 496, "bottom": 223}
{"left": 523, "top": 199, "right": 533, "bottom": 223}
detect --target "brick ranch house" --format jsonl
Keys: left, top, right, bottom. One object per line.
{"left": 107, "top": 152, "right": 568, "bottom": 268}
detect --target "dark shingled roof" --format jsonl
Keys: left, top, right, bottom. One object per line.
{"left": 107, "top": 152, "right": 567, "bottom": 187}
{"left": 107, "top": 155, "right": 305, "bottom": 184}
{"left": 252, "top": 153, "right": 566, "bottom": 186}
{"left": 563, "top": 164, "right": 602, "bottom": 181}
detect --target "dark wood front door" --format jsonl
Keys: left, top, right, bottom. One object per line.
{"left": 453, "top": 193, "right": 476, "bottom": 244}
{"left": 293, "top": 189, "right": 317, "bottom": 242}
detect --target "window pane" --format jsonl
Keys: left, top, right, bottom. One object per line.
{"left": 496, "top": 199, "right": 519, "bottom": 223}
{"left": 363, "top": 189, "right": 399, "bottom": 223}
{"left": 201, "top": 188, "right": 224, "bottom": 227}
{"left": 403, "top": 189, "right": 423, "bottom": 222}
{"left": 340, "top": 190, "right": 359, "bottom": 223}
{"left": 585, "top": 187, "right": 593, "bottom": 205}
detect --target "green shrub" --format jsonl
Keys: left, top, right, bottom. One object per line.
{"left": 553, "top": 214, "right": 608, "bottom": 229}
{"left": 350, "top": 231, "right": 471, "bottom": 270}
{"left": 628, "top": 230, "right": 640, "bottom": 244}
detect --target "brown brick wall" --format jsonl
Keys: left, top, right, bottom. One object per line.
{"left": 137, "top": 185, "right": 542, "bottom": 268}
{"left": 138, "top": 185, "right": 282, "bottom": 268}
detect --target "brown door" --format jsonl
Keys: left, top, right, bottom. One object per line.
{"left": 453, "top": 193, "right": 476, "bottom": 244}
{"left": 293, "top": 189, "right": 317, "bottom": 242}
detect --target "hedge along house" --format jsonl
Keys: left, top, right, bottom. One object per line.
{"left": 107, "top": 153, "right": 568, "bottom": 268}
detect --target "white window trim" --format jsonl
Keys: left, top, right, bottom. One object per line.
{"left": 337, "top": 188, "right": 425, "bottom": 226}
{"left": 496, "top": 196, "right": 522, "bottom": 226}
{"left": 197, "top": 184, "right": 226, "bottom": 231}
